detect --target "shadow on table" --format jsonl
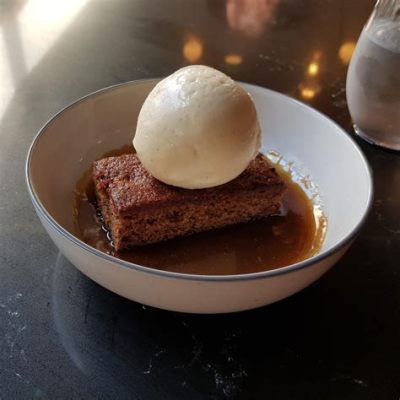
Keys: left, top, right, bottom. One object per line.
{"left": 51, "top": 252, "right": 381, "bottom": 400}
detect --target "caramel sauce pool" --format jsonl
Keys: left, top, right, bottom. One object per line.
{"left": 74, "top": 146, "right": 326, "bottom": 275}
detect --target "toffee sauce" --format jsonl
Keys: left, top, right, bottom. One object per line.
{"left": 74, "top": 146, "right": 326, "bottom": 275}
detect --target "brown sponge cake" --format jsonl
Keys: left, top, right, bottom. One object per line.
{"left": 93, "top": 153, "right": 286, "bottom": 251}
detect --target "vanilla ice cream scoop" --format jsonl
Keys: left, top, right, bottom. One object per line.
{"left": 133, "top": 65, "right": 261, "bottom": 189}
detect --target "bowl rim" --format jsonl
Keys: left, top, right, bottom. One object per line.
{"left": 25, "top": 79, "right": 374, "bottom": 282}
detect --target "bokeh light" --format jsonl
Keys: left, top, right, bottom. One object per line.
{"left": 224, "top": 53, "right": 243, "bottom": 66}
{"left": 339, "top": 41, "right": 356, "bottom": 65}
{"left": 307, "top": 61, "right": 319, "bottom": 76}
{"left": 183, "top": 35, "right": 203, "bottom": 63}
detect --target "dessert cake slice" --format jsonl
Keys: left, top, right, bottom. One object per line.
{"left": 93, "top": 153, "right": 285, "bottom": 251}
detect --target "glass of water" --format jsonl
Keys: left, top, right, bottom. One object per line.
{"left": 346, "top": 0, "right": 400, "bottom": 150}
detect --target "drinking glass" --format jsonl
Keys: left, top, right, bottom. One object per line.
{"left": 346, "top": 0, "right": 400, "bottom": 150}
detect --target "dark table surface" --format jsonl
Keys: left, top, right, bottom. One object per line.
{"left": 1, "top": 0, "right": 400, "bottom": 399}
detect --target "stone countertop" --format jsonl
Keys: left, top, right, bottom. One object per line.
{"left": 1, "top": 0, "right": 399, "bottom": 399}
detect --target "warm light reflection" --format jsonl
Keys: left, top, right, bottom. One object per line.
{"left": 312, "top": 50, "right": 322, "bottom": 60}
{"left": 182, "top": 35, "right": 203, "bottom": 63}
{"left": 300, "top": 86, "right": 316, "bottom": 100}
{"left": 339, "top": 41, "right": 356, "bottom": 65}
{"left": 224, "top": 53, "right": 243, "bottom": 66}
{"left": 299, "top": 50, "right": 322, "bottom": 101}
{"left": 226, "top": 0, "right": 279, "bottom": 39}
{"left": 25, "top": 0, "right": 85, "bottom": 24}
{"left": 298, "top": 82, "right": 321, "bottom": 101}
{"left": 0, "top": 0, "right": 89, "bottom": 119}
{"left": 307, "top": 61, "right": 319, "bottom": 76}
{"left": 18, "top": 0, "right": 89, "bottom": 70}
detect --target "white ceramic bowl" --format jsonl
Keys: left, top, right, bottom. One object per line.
{"left": 26, "top": 80, "right": 373, "bottom": 313}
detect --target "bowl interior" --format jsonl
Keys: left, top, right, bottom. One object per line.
{"left": 27, "top": 80, "right": 372, "bottom": 262}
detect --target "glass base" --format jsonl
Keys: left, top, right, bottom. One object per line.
{"left": 353, "top": 124, "right": 400, "bottom": 151}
